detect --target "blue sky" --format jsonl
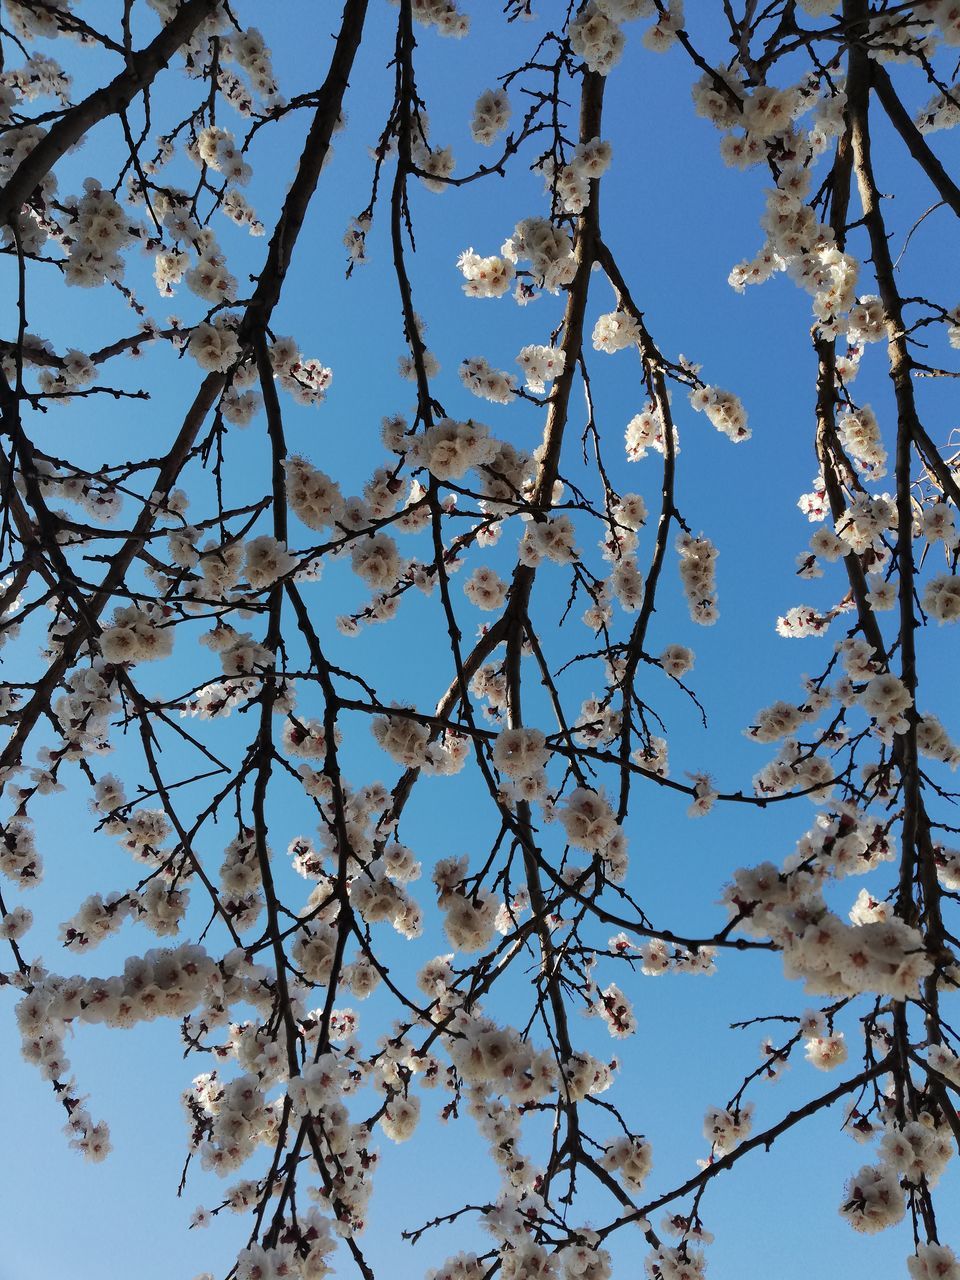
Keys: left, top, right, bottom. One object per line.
{"left": 2, "top": 3, "right": 960, "bottom": 1279}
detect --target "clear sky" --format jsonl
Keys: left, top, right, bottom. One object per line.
{"left": 2, "top": 4, "right": 959, "bottom": 1280}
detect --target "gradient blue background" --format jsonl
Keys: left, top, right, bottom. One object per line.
{"left": 2, "top": 4, "right": 959, "bottom": 1278}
